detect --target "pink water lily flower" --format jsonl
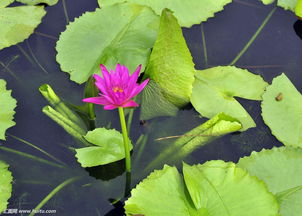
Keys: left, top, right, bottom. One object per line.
{"left": 83, "top": 64, "right": 149, "bottom": 110}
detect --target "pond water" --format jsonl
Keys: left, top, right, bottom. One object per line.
{"left": 0, "top": 0, "right": 301, "bottom": 215}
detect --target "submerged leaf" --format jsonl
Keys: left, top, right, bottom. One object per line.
{"left": 56, "top": 3, "right": 159, "bottom": 84}
{"left": 0, "top": 5, "right": 46, "bottom": 50}
{"left": 238, "top": 147, "right": 302, "bottom": 216}
{"left": 183, "top": 161, "right": 279, "bottom": 216}
{"left": 75, "top": 128, "right": 133, "bottom": 167}
{"left": 191, "top": 66, "right": 268, "bottom": 131}
{"left": 0, "top": 161, "right": 13, "bottom": 213}
{"left": 145, "top": 9, "right": 195, "bottom": 107}
{"left": 261, "top": 73, "right": 302, "bottom": 147}
{"left": 99, "top": 0, "right": 232, "bottom": 27}
{"left": 126, "top": 162, "right": 279, "bottom": 216}
{"left": 140, "top": 80, "right": 178, "bottom": 120}
{"left": 0, "top": 80, "right": 17, "bottom": 140}
{"left": 16, "top": 0, "right": 58, "bottom": 5}
{"left": 145, "top": 113, "right": 242, "bottom": 172}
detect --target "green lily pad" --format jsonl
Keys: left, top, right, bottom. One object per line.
{"left": 0, "top": 0, "right": 14, "bottom": 7}
{"left": 125, "top": 165, "right": 206, "bottom": 215}
{"left": 191, "top": 66, "right": 268, "bottom": 131}
{"left": 0, "top": 80, "right": 17, "bottom": 140}
{"left": 140, "top": 80, "right": 178, "bottom": 120}
{"left": 56, "top": 3, "right": 159, "bottom": 84}
{"left": 259, "top": 0, "right": 297, "bottom": 12}
{"left": 0, "top": 4, "right": 46, "bottom": 50}
{"left": 125, "top": 161, "right": 279, "bottom": 216}
{"left": 183, "top": 161, "right": 279, "bottom": 216}
{"left": 261, "top": 73, "right": 302, "bottom": 147}
{"left": 0, "top": 161, "right": 13, "bottom": 213}
{"left": 144, "top": 9, "right": 195, "bottom": 107}
{"left": 99, "top": 0, "right": 232, "bottom": 27}
{"left": 238, "top": 147, "right": 302, "bottom": 216}
{"left": 296, "top": 0, "right": 302, "bottom": 17}
{"left": 75, "top": 128, "right": 133, "bottom": 167}
{"left": 16, "top": 0, "right": 58, "bottom": 5}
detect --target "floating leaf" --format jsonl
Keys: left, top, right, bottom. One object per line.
{"left": 191, "top": 66, "right": 268, "bottom": 131}
{"left": 16, "top": 0, "right": 58, "bottom": 5}
{"left": 99, "top": 0, "right": 232, "bottom": 27}
{"left": 261, "top": 73, "right": 302, "bottom": 147}
{"left": 0, "top": 80, "right": 17, "bottom": 140}
{"left": 125, "top": 165, "right": 205, "bottom": 215}
{"left": 259, "top": 0, "right": 297, "bottom": 12}
{"left": 75, "top": 128, "right": 133, "bottom": 167}
{"left": 0, "top": 5, "right": 46, "bottom": 50}
{"left": 0, "top": 0, "right": 14, "bottom": 7}
{"left": 183, "top": 161, "right": 279, "bottom": 216}
{"left": 126, "top": 161, "right": 279, "bottom": 216}
{"left": 144, "top": 9, "right": 195, "bottom": 107}
{"left": 56, "top": 3, "right": 159, "bottom": 84}
{"left": 296, "top": 0, "right": 302, "bottom": 17}
{"left": 0, "top": 161, "right": 13, "bottom": 213}
{"left": 140, "top": 80, "right": 178, "bottom": 120}
{"left": 238, "top": 147, "right": 302, "bottom": 216}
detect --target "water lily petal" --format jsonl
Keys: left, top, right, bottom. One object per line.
{"left": 129, "top": 78, "right": 149, "bottom": 99}
{"left": 122, "top": 100, "right": 139, "bottom": 108}
{"left": 104, "top": 104, "right": 118, "bottom": 110}
{"left": 82, "top": 96, "right": 110, "bottom": 105}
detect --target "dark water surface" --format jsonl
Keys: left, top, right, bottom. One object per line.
{"left": 0, "top": 0, "right": 301, "bottom": 215}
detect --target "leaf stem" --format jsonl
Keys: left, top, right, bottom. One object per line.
{"left": 201, "top": 24, "right": 208, "bottom": 68}
{"left": 0, "top": 146, "right": 65, "bottom": 169}
{"left": 118, "top": 107, "right": 131, "bottom": 172}
{"left": 229, "top": 7, "right": 277, "bottom": 65}
{"left": 7, "top": 133, "right": 66, "bottom": 166}
{"left": 62, "top": 0, "right": 70, "bottom": 24}
{"left": 29, "top": 176, "right": 80, "bottom": 216}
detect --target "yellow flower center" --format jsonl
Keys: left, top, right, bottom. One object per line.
{"left": 113, "top": 86, "right": 124, "bottom": 93}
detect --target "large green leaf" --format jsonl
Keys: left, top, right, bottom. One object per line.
{"left": 16, "top": 0, "right": 58, "bottom": 5}
{"left": 191, "top": 66, "right": 268, "bottom": 131}
{"left": 183, "top": 161, "right": 279, "bottom": 216}
{"left": 238, "top": 147, "right": 302, "bottom": 216}
{"left": 259, "top": 0, "right": 297, "bottom": 12}
{"left": 16, "top": 0, "right": 59, "bottom": 5}
{"left": 144, "top": 9, "right": 195, "bottom": 107}
{"left": 125, "top": 165, "right": 206, "bottom": 216}
{"left": 0, "top": 0, "right": 14, "bottom": 7}
{"left": 296, "top": 0, "right": 302, "bottom": 17}
{"left": 0, "top": 161, "right": 13, "bottom": 213}
{"left": 99, "top": 0, "right": 232, "bottom": 27}
{"left": 0, "top": 80, "right": 17, "bottom": 140}
{"left": 125, "top": 162, "right": 279, "bottom": 216}
{"left": 140, "top": 80, "right": 178, "bottom": 120}
{"left": 56, "top": 3, "right": 159, "bottom": 84}
{"left": 75, "top": 128, "right": 133, "bottom": 167}
{"left": 0, "top": 5, "right": 46, "bottom": 50}
{"left": 261, "top": 73, "right": 302, "bottom": 147}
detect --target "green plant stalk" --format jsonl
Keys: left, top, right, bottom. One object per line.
{"left": 88, "top": 103, "right": 96, "bottom": 129}
{"left": 0, "top": 146, "right": 65, "bottom": 169}
{"left": 201, "top": 23, "right": 208, "bottom": 68}
{"left": 29, "top": 176, "right": 80, "bottom": 216}
{"left": 118, "top": 107, "right": 131, "bottom": 172}
{"left": 8, "top": 133, "right": 66, "bottom": 166}
{"left": 39, "top": 84, "right": 87, "bottom": 131}
{"left": 229, "top": 7, "right": 277, "bottom": 65}
{"left": 43, "top": 106, "right": 89, "bottom": 146}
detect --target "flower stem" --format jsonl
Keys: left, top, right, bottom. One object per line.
{"left": 118, "top": 107, "right": 131, "bottom": 172}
